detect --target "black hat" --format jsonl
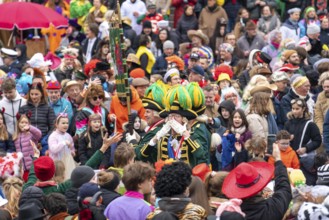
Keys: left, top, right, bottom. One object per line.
{"left": 259, "top": 52, "right": 272, "bottom": 64}
{"left": 143, "top": 20, "right": 152, "bottom": 29}
{"left": 18, "top": 200, "right": 46, "bottom": 220}
{"left": 191, "top": 65, "right": 205, "bottom": 76}
{"left": 75, "top": 71, "right": 88, "bottom": 80}
{"left": 19, "top": 186, "right": 44, "bottom": 207}
{"left": 95, "top": 62, "right": 111, "bottom": 71}
{"left": 159, "top": 100, "right": 198, "bottom": 120}
{"left": 190, "top": 53, "right": 200, "bottom": 60}
{"left": 142, "top": 97, "right": 164, "bottom": 112}
{"left": 71, "top": 165, "right": 95, "bottom": 188}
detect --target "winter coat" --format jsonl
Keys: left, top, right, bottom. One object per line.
{"left": 237, "top": 33, "right": 266, "bottom": 57}
{"left": 284, "top": 115, "right": 321, "bottom": 153}
{"left": 0, "top": 91, "right": 27, "bottom": 135}
{"left": 100, "top": 188, "right": 121, "bottom": 207}
{"left": 152, "top": 54, "right": 169, "bottom": 74}
{"left": 110, "top": 87, "right": 145, "bottom": 133}
{"left": 268, "top": 146, "right": 300, "bottom": 169}
{"left": 0, "top": 133, "right": 15, "bottom": 153}
{"left": 14, "top": 125, "right": 42, "bottom": 171}
{"left": 246, "top": 0, "right": 276, "bottom": 20}
{"left": 49, "top": 97, "right": 74, "bottom": 124}
{"left": 320, "top": 28, "right": 329, "bottom": 46}
{"left": 19, "top": 102, "right": 56, "bottom": 137}
{"left": 48, "top": 130, "right": 74, "bottom": 161}
{"left": 66, "top": 187, "right": 79, "bottom": 215}
{"left": 257, "top": 15, "right": 281, "bottom": 35}
{"left": 15, "top": 44, "right": 27, "bottom": 70}
{"left": 78, "top": 129, "right": 110, "bottom": 168}
{"left": 54, "top": 67, "right": 79, "bottom": 84}
{"left": 123, "top": 24, "right": 137, "bottom": 46}
{"left": 246, "top": 113, "right": 268, "bottom": 139}
{"left": 241, "top": 161, "right": 292, "bottom": 220}
{"left": 172, "top": 0, "right": 197, "bottom": 28}
{"left": 199, "top": 6, "right": 228, "bottom": 39}
{"left": 280, "top": 19, "right": 300, "bottom": 43}
{"left": 176, "top": 13, "right": 198, "bottom": 43}
{"left": 323, "top": 110, "right": 329, "bottom": 154}
{"left": 298, "top": 19, "right": 321, "bottom": 38}
{"left": 308, "top": 38, "right": 323, "bottom": 57}
{"left": 75, "top": 106, "right": 111, "bottom": 137}
{"left": 281, "top": 88, "right": 315, "bottom": 122}
{"left": 314, "top": 91, "right": 329, "bottom": 134}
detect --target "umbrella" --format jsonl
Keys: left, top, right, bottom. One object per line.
{"left": 0, "top": 2, "right": 68, "bottom": 30}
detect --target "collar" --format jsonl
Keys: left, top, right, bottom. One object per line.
{"left": 124, "top": 191, "right": 144, "bottom": 199}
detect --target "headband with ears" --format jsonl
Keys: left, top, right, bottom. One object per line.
{"left": 16, "top": 111, "right": 32, "bottom": 121}
{"left": 28, "top": 82, "right": 43, "bottom": 91}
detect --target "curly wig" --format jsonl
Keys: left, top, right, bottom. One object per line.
{"left": 154, "top": 161, "right": 192, "bottom": 198}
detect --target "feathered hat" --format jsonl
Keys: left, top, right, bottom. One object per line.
{"left": 166, "top": 55, "right": 185, "bottom": 71}
{"left": 159, "top": 85, "right": 197, "bottom": 120}
{"left": 214, "top": 64, "right": 234, "bottom": 81}
{"left": 142, "top": 80, "right": 168, "bottom": 112}
{"left": 185, "top": 82, "right": 206, "bottom": 116}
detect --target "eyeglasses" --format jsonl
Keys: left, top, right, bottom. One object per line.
{"left": 291, "top": 99, "right": 304, "bottom": 106}
{"left": 92, "top": 96, "right": 103, "bottom": 101}
{"left": 278, "top": 142, "right": 290, "bottom": 146}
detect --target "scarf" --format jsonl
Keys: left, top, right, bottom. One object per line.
{"left": 231, "top": 126, "right": 246, "bottom": 135}
{"left": 208, "top": 5, "right": 217, "bottom": 12}
{"left": 271, "top": 41, "right": 280, "bottom": 49}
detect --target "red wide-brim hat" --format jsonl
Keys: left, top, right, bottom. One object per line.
{"left": 222, "top": 162, "right": 274, "bottom": 199}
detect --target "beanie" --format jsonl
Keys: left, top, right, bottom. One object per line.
{"left": 143, "top": 20, "right": 152, "bottom": 29}
{"left": 129, "top": 68, "right": 145, "bottom": 78}
{"left": 163, "top": 40, "right": 174, "bottom": 50}
{"left": 71, "top": 166, "right": 95, "bottom": 188}
{"left": 78, "top": 182, "right": 100, "bottom": 200}
{"left": 34, "top": 156, "right": 55, "bottom": 181}
{"left": 307, "top": 23, "right": 321, "bottom": 35}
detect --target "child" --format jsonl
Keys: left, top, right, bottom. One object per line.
{"left": 97, "top": 170, "right": 121, "bottom": 207}
{"left": 54, "top": 160, "right": 66, "bottom": 184}
{"left": 0, "top": 110, "right": 15, "bottom": 153}
{"left": 268, "top": 130, "right": 300, "bottom": 169}
{"left": 48, "top": 114, "right": 76, "bottom": 180}
{"left": 104, "top": 162, "right": 155, "bottom": 220}
{"left": 78, "top": 114, "right": 110, "bottom": 168}
{"left": 217, "top": 100, "right": 235, "bottom": 136}
{"left": 221, "top": 109, "right": 252, "bottom": 171}
{"left": 2, "top": 177, "right": 24, "bottom": 218}
{"left": 13, "top": 113, "right": 42, "bottom": 182}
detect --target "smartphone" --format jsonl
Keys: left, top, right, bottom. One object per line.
{"left": 267, "top": 134, "right": 276, "bottom": 155}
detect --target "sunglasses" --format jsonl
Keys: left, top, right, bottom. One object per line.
{"left": 291, "top": 99, "right": 304, "bottom": 106}
{"left": 92, "top": 96, "right": 103, "bottom": 101}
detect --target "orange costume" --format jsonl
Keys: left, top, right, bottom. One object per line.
{"left": 110, "top": 87, "right": 145, "bottom": 133}
{"left": 268, "top": 146, "right": 300, "bottom": 169}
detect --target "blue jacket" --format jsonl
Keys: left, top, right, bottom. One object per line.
{"left": 152, "top": 54, "right": 168, "bottom": 75}
{"left": 0, "top": 133, "right": 15, "bottom": 153}
{"left": 221, "top": 134, "right": 236, "bottom": 169}
{"left": 49, "top": 98, "right": 73, "bottom": 124}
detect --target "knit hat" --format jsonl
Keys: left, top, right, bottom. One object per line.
{"left": 47, "top": 81, "right": 61, "bottom": 90}
{"left": 317, "top": 164, "right": 329, "bottom": 185}
{"left": 0, "top": 152, "right": 23, "bottom": 179}
{"left": 283, "top": 50, "right": 298, "bottom": 59}
{"left": 245, "top": 21, "right": 256, "bottom": 30}
{"left": 288, "top": 8, "right": 301, "bottom": 14}
{"left": 19, "top": 186, "right": 44, "bottom": 207}
{"left": 164, "top": 68, "right": 180, "bottom": 83}
{"left": 71, "top": 165, "right": 95, "bottom": 188}
{"left": 143, "top": 20, "right": 152, "bottom": 29}
{"left": 307, "top": 23, "right": 321, "bottom": 35}
{"left": 271, "top": 71, "right": 289, "bottom": 82}
{"left": 34, "top": 156, "right": 55, "bottom": 181}
{"left": 292, "top": 76, "right": 309, "bottom": 89}
{"left": 163, "top": 40, "right": 174, "bottom": 50}
{"left": 78, "top": 182, "right": 100, "bottom": 200}
{"left": 129, "top": 68, "right": 145, "bottom": 78}
{"left": 219, "top": 43, "right": 234, "bottom": 54}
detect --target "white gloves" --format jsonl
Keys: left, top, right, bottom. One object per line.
{"left": 155, "top": 120, "right": 172, "bottom": 140}
{"left": 170, "top": 119, "right": 187, "bottom": 136}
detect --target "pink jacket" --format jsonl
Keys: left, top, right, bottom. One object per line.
{"left": 14, "top": 125, "right": 42, "bottom": 171}
{"left": 48, "top": 130, "right": 74, "bottom": 161}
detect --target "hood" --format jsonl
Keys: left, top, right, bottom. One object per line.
{"left": 218, "top": 100, "right": 235, "bottom": 115}
{"left": 2, "top": 91, "right": 24, "bottom": 103}
{"left": 158, "top": 196, "right": 190, "bottom": 213}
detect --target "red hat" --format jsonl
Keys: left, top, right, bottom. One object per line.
{"left": 129, "top": 68, "right": 145, "bottom": 78}
{"left": 47, "top": 81, "right": 61, "bottom": 90}
{"left": 222, "top": 162, "right": 274, "bottom": 199}
{"left": 278, "top": 63, "right": 299, "bottom": 72}
{"left": 214, "top": 64, "right": 233, "bottom": 81}
{"left": 192, "top": 163, "right": 211, "bottom": 182}
{"left": 34, "top": 156, "right": 55, "bottom": 181}
{"left": 84, "top": 59, "right": 100, "bottom": 76}
{"left": 44, "top": 52, "right": 61, "bottom": 71}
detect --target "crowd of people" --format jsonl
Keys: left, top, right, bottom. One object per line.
{"left": 1, "top": 0, "right": 329, "bottom": 219}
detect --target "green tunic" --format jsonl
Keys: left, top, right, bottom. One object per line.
{"left": 135, "top": 121, "right": 164, "bottom": 164}
{"left": 190, "top": 121, "right": 211, "bottom": 164}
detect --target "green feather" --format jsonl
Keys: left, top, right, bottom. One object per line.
{"left": 144, "top": 80, "right": 167, "bottom": 108}
{"left": 186, "top": 82, "right": 205, "bottom": 108}
{"left": 164, "top": 85, "right": 192, "bottom": 110}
